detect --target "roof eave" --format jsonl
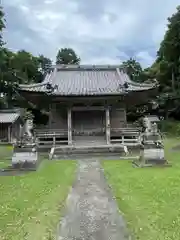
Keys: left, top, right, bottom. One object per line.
{"left": 17, "top": 85, "right": 157, "bottom": 96}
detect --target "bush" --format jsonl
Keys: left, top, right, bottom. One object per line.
{"left": 159, "top": 119, "right": 180, "bottom": 136}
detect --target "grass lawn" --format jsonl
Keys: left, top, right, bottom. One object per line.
{"left": 103, "top": 138, "right": 180, "bottom": 240}
{"left": 0, "top": 145, "right": 13, "bottom": 167}
{"left": 0, "top": 159, "right": 76, "bottom": 240}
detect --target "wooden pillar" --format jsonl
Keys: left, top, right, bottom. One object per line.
{"left": 106, "top": 107, "right": 110, "bottom": 144}
{"left": 123, "top": 106, "right": 127, "bottom": 127}
{"left": 53, "top": 133, "right": 56, "bottom": 147}
{"left": 67, "top": 107, "right": 72, "bottom": 145}
{"left": 8, "top": 126, "right": 11, "bottom": 143}
{"left": 49, "top": 103, "right": 53, "bottom": 128}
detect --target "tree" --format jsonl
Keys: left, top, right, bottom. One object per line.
{"left": 148, "top": 5, "right": 180, "bottom": 119}
{"left": 0, "top": 6, "right": 6, "bottom": 108}
{"left": 0, "top": 49, "right": 51, "bottom": 107}
{"left": 0, "top": 5, "right": 5, "bottom": 47}
{"left": 56, "top": 48, "right": 80, "bottom": 65}
{"left": 11, "top": 50, "right": 40, "bottom": 83}
{"left": 38, "top": 55, "right": 52, "bottom": 77}
{"left": 157, "top": 5, "right": 180, "bottom": 90}
{"left": 121, "top": 58, "right": 143, "bottom": 82}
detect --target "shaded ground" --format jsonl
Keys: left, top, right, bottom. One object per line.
{"left": 103, "top": 138, "right": 180, "bottom": 240}
{"left": 171, "top": 142, "right": 180, "bottom": 151}
{"left": 58, "top": 159, "right": 130, "bottom": 240}
{"left": 0, "top": 160, "right": 76, "bottom": 240}
{"left": 0, "top": 145, "right": 13, "bottom": 168}
{"left": 0, "top": 169, "right": 32, "bottom": 176}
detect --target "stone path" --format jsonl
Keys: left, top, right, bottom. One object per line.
{"left": 58, "top": 159, "right": 131, "bottom": 240}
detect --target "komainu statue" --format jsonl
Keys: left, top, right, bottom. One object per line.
{"left": 133, "top": 116, "right": 171, "bottom": 168}
{"left": 12, "top": 115, "right": 38, "bottom": 170}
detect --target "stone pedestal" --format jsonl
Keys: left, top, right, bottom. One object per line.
{"left": 12, "top": 144, "right": 38, "bottom": 170}
{"left": 133, "top": 132, "right": 171, "bottom": 167}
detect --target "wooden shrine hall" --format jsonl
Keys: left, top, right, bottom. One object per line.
{"left": 18, "top": 65, "right": 157, "bottom": 150}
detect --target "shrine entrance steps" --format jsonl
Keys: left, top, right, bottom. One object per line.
{"left": 57, "top": 158, "right": 130, "bottom": 240}
{"left": 49, "top": 143, "right": 127, "bottom": 160}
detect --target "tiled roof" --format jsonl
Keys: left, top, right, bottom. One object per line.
{"left": 0, "top": 112, "right": 20, "bottom": 123}
{"left": 19, "top": 65, "right": 157, "bottom": 96}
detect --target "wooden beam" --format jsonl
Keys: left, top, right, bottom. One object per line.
{"left": 72, "top": 106, "right": 106, "bottom": 111}
{"left": 67, "top": 107, "right": 72, "bottom": 145}
{"left": 48, "top": 103, "right": 52, "bottom": 128}
{"left": 105, "top": 107, "right": 110, "bottom": 144}
{"left": 52, "top": 95, "right": 125, "bottom": 103}
{"left": 8, "top": 126, "right": 11, "bottom": 143}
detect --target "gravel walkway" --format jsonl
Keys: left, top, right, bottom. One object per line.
{"left": 58, "top": 159, "right": 131, "bottom": 240}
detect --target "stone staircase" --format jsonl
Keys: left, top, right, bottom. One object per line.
{"left": 49, "top": 142, "right": 127, "bottom": 160}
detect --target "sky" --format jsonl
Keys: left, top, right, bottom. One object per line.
{"left": 1, "top": 0, "right": 180, "bottom": 68}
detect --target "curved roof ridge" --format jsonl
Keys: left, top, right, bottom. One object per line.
{"left": 128, "top": 80, "right": 157, "bottom": 87}
{"left": 53, "top": 64, "right": 125, "bottom": 70}
{"left": 19, "top": 71, "right": 53, "bottom": 89}
{"left": 19, "top": 82, "right": 47, "bottom": 88}
{"left": 116, "top": 67, "right": 157, "bottom": 87}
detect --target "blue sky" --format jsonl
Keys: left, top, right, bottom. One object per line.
{"left": 2, "top": 0, "right": 180, "bottom": 67}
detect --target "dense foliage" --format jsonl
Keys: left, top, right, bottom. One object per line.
{"left": 0, "top": 6, "right": 5, "bottom": 46}
{"left": 56, "top": 48, "right": 80, "bottom": 65}
{"left": 121, "top": 58, "right": 144, "bottom": 82}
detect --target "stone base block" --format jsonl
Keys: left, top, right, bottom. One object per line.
{"left": 12, "top": 152, "right": 38, "bottom": 170}
{"left": 132, "top": 160, "right": 172, "bottom": 168}
{"left": 133, "top": 147, "right": 171, "bottom": 168}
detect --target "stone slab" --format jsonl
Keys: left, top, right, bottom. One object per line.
{"left": 12, "top": 152, "right": 38, "bottom": 164}
{"left": 142, "top": 148, "right": 165, "bottom": 160}
{"left": 132, "top": 161, "right": 172, "bottom": 168}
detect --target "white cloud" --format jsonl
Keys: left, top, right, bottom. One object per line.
{"left": 152, "top": 23, "right": 167, "bottom": 46}
{"left": 136, "top": 51, "right": 155, "bottom": 67}
{"left": 2, "top": 0, "right": 180, "bottom": 67}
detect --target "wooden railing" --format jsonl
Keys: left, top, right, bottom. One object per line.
{"left": 110, "top": 137, "right": 140, "bottom": 146}
{"left": 34, "top": 129, "right": 68, "bottom": 137}
{"left": 110, "top": 127, "right": 141, "bottom": 146}
{"left": 34, "top": 127, "right": 141, "bottom": 147}
{"left": 111, "top": 127, "right": 141, "bottom": 132}
{"left": 72, "top": 127, "right": 105, "bottom": 136}
{"left": 35, "top": 127, "right": 141, "bottom": 135}
{"left": 34, "top": 129, "right": 68, "bottom": 146}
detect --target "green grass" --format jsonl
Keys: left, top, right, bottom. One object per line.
{"left": 0, "top": 145, "right": 13, "bottom": 167}
{"left": 0, "top": 160, "right": 76, "bottom": 240}
{"left": 103, "top": 138, "right": 180, "bottom": 240}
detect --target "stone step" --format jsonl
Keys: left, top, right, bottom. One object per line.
{"left": 49, "top": 146, "right": 131, "bottom": 160}
{"left": 52, "top": 152, "right": 126, "bottom": 160}
{"left": 49, "top": 142, "right": 140, "bottom": 159}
